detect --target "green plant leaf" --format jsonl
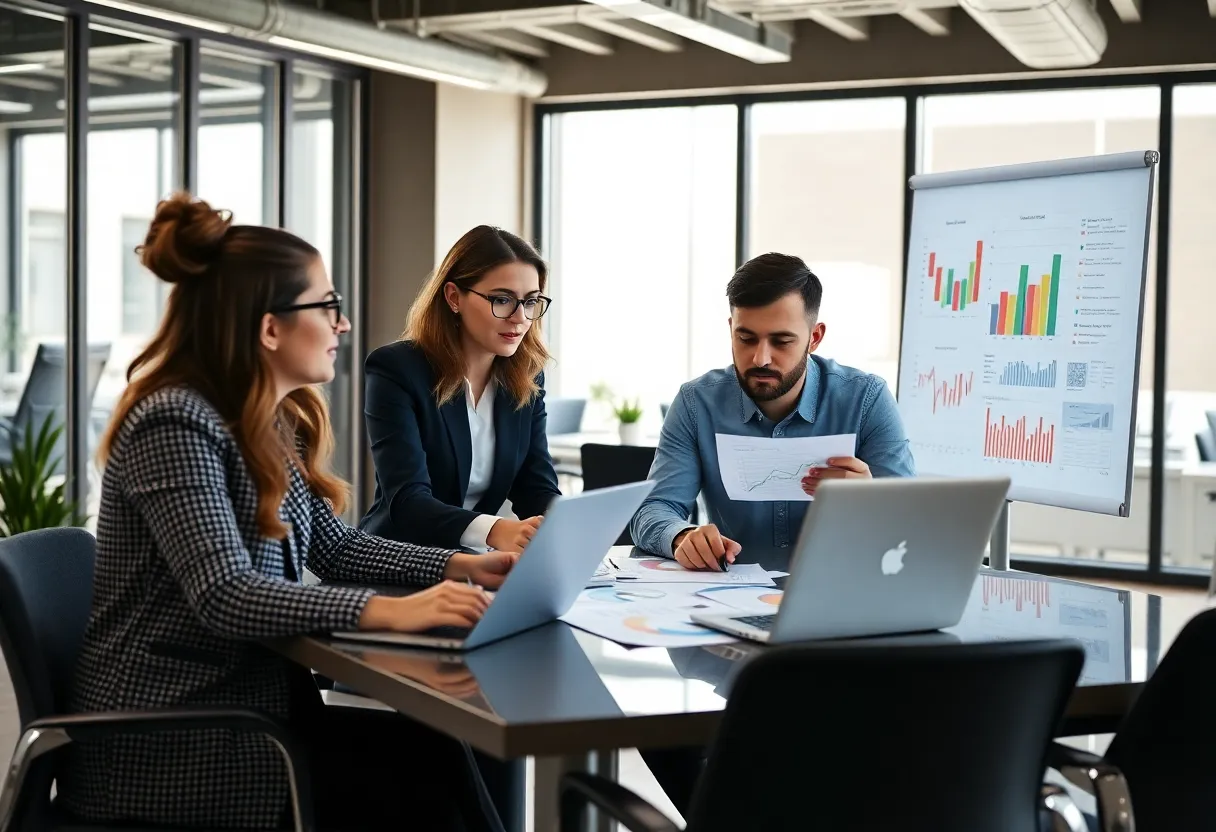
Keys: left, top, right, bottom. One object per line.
{"left": 0, "top": 413, "right": 86, "bottom": 535}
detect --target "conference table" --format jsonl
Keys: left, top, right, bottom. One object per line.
{"left": 271, "top": 546, "right": 1194, "bottom": 831}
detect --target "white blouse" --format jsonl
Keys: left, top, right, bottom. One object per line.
{"left": 460, "top": 378, "right": 501, "bottom": 549}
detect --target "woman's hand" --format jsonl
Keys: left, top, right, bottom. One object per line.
{"left": 444, "top": 550, "right": 519, "bottom": 589}
{"left": 358, "top": 581, "right": 492, "bottom": 632}
{"left": 486, "top": 516, "right": 542, "bottom": 553}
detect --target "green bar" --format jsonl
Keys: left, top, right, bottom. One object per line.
{"left": 1047, "top": 253, "right": 1062, "bottom": 336}
{"left": 1014, "top": 264, "right": 1029, "bottom": 335}
{"left": 944, "top": 269, "right": 954, "bottom": 307}
{"left": 960, "top": 278, "right": 969, "bottom": 310}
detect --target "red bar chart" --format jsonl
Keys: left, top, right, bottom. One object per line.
{"left": 982, "top": 575, "right": 1051, "bottom": 618}
{"left": 983, "top": 407, "right": 1056, "bottom": 464}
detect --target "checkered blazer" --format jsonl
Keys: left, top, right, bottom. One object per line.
{"left": 61, "top": 386, "right": 456, "bottom": 829}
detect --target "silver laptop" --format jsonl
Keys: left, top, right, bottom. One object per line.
{"left": 333, "top": 481, "right": 654, "bottom": 650}
{"left": 690, "top": 476, "right": 1010, "bottom": 643}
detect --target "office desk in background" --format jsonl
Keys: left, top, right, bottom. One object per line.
{"left": 272, "top": 549, "right": 1177, "bottom": 831}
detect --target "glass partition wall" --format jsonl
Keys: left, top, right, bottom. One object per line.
{"left": 536, "top": 74, "right": 1214, "bottom": 586}
{"left": 0, "top": 2, "right": 365, "bottom": 525}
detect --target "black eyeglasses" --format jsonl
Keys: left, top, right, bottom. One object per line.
{"left": 271, "top": 292, "right": 343, "bottom": 329}
{"left": 462, "top": 287, "right": 552, "bottom": 321}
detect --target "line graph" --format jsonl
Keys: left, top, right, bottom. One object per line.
{"left": 716, "top": 433, "right": 856, "bottom": 502}
{"left": 743, "top": 461, "right": 817, "bottom": 493}
{"left": 915, "top": 367, "right": 974, "bottom": 414}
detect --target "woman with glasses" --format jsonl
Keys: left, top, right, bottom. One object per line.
{"left": 62, "top": 194, "right": 512, "bottom": 831}
{"left": 360, "top": 225, "right": 560, "bottom": 555}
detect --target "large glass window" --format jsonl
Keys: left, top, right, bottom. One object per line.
{"left": 545, "top": 105, "right": 736, "bottom": 430}
{"left": 749, "top": 98, "right": 906, "bottom": 388}
{"left": 920, "top": 88, "right": 1160, "bottom": 566}
{"left": 197, "top": 45, "right": 275, "bottom": 225}
{"left": 1166, "top": 84, "right": 1216, "bottom": 571}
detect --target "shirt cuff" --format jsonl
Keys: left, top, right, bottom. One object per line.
{"left": 660, "top": 522, "right": 698, "bottom": 559}
{"left": 460, "top": 514, "right": 500, "bottom": 550}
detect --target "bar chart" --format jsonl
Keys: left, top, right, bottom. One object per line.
{"left": 927, "top": 240, "right": 983, "bottom": 312}
{"left": 997, "top": 359, "right": 1058, "bottom": 388}
{"left": 983, "top": 406, "right": 1056, "bottom": 464}
{"left": 988, "top": 253, "right": 1062, "bottom": 336}
{"left": 916, "top": 367, "right": 974, "bottom": 414}
{"left": 1064, "top": 402, "right": 1114, "bottom": 431}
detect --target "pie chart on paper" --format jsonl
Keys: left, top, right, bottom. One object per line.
{"left": 637, "top": 559, "right": 686, "bottom": 572}
{"left": 622, "top": 615, "right": 718, "bottom": 637}
{"left": 695, "top": 585, "right": 785, "bottom": 614}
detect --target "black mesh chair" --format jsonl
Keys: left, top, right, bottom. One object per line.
{"left": 0, "top": 527, "right": 314, "bottom": 832}
{"left": 579, "top": 444, "right": 700, "bottom": 546}
{"left": 1051, "top": 606, "right": 1216, "bottom": 832}
{"left": 562, "top": 640, "right": 1098, "bottom": 832}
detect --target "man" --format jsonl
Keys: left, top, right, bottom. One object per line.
{"left": 633, "top": 253, "right": 915, "bottom": 815}
{"left": 630, "top": 252, "right": 916, "bottom": 573}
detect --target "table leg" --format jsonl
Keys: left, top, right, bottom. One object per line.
{"left": 532, "top": 750, "right": 619, "bottom": 832}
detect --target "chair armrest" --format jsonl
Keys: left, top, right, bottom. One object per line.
{"left": 1, "top": 708, "right": 313, "bottom": 832}
{"left": 560, "top": 772, "right": 680, "bottom": 832}
{"left": 1041, "top": 783, "right": 1089, "bottom": 832}
{"left": 1048, "top": 743, "right": 1134, "bottom": 832}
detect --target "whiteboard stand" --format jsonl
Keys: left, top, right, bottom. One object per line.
{"left": 989, "top": 501, "right": 1012, "bottom": 571}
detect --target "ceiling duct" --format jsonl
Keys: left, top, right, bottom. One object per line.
{"left": 83, "top": 0, "right": 549, "bottom": 97}
{"left": 958, "top": 0, "right": 1106, "bottom": 68}
{"left": 582, "top": 0, "right": 793, "bottom": 63}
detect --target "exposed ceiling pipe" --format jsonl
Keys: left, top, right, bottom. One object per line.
{"left": 83, "top": 0, "right": 549, "bottom": 97}
{"left": 958, "top": 0, "right": 1106, "bottom": 68}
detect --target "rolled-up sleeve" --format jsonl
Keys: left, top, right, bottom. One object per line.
{"left": 629, "top": 386, "right": 701, "bottom": 557}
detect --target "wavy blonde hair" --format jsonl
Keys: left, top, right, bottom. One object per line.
{"left": 100, "top": 193, "right": 347, "bottom": 538}
{"left": 406, "top": 225, "right": 551, "bottom": 408}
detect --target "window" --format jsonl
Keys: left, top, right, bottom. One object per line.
{"left": 1165, "top": 84, "right": 1216, "bottom": 570}
{"left": 25, "top": 209, "right": 66, "bottom": 340}
{"left": 544, "top": 105, "right": 737, "bottom": 429}
{"left": 749, "top": 98, "right": 906, "bottom": 388}
{"left": 121, "top": 216, "right": 159, "bottom": 335}
{"left": 921, "top": 87, "right": 1160, "bottom": 566}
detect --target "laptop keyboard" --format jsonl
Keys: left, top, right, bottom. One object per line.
{"left": 425, "top": 625, "right": 472, "bottom": 639}
{"left": 735, "top": 614, "right": 776, "bottom": 631}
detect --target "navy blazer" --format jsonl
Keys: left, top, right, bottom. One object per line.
{"left": 359, "top": 340, "right": 561, "bottom": 548}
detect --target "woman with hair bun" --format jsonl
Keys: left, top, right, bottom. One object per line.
{"left": 60, "top": 193, "right": 509, "bottom": 831}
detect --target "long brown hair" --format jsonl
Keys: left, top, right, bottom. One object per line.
{"left": 100, "top": 192, "right": 347, "bottom": 538}
{"left": 406, "top": 225, "right": 551, "bottom": 408}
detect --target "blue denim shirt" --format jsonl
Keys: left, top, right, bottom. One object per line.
{"left": 630, "top": 356, "right": 916, "bottom": 557}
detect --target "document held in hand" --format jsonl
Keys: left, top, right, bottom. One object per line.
{"left": 715, "top": 433, "right": 857, "bottom": 502}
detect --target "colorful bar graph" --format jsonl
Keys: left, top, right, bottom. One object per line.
{"left": 984, "top": 407, "right": 1056, "bottom": 464}
{"left": 998, "top": 359, "right": 1057, "bottom": 388}
{"left": 916, "top": 368, "right": 974, "bottom": 414}
{"left": 987, "top": 253, "right": 1063, "bottom": 336}
{"left": 926, "top": 244, "right": 982, "bottom": 314}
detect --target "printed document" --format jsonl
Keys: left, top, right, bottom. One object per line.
{"left": 715, "top": 433, "right": 856, "bottom": 501}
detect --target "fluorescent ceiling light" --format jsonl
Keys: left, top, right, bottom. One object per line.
{"left": 0, "top": 100, "right": 33, "bottom": 114}
{"left": 266, "top": 36, "right": 496, "bottom": 91}
{"left": 0, "top": 63, "right": 45, "bottom": 75}
{"left": 82, "top": 0, "right": 233, "bottom": 34}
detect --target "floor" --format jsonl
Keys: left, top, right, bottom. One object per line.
{"left": 0, "top": 579, "right": 1207, "bottom": 830}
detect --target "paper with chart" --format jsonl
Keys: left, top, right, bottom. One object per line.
{"left": 560, "top": 584, "right": 739, "bottom": 648}
{"left": 694, "top": 585, "right": 785, "bottom": 614}
{"left": 610, "top": 557, "right": 776, "bottom": 587}
{"left": 897, "top": 155, "right": 1156, "bottom": 515}
{"left": 949, "top": 573, "right": 1129, "bottom": 685}
{"left": 715, "top": 433, "right": 856, "bottom": 502}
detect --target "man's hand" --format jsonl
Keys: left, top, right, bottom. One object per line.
{"left": 486, "top": 517, "right": 542, "bottom": 552}
{"left": 801, "top": 456, "right": 871, "bottom": 496}
{"left": 443, "top": 550, "right": 519, "bottom": 589}
{"left": 672, "top": 524, "right": 742, "bottom": 571}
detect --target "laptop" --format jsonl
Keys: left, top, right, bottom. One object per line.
{"left": 691, "top": 476, "right": 1010, "bottom": 643}
{"left": 333, "top": 480, "right": 654, "bottom": 650}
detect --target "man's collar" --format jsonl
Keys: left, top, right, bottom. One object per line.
{"left": 736, "top": 357, "right": 820, "bottom": 424}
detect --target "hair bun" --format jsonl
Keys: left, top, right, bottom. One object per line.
{"left": 138, "top": 192, "right": 232, "bottom": 284}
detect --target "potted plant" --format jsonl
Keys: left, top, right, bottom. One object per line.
{"left": 0, "top": 414, "right": 88, "bottom": 535}
{"left": 591, "top": 383, "right": 645, "bottom": 445}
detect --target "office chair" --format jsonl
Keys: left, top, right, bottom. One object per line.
{"left": 1051, "top": 606, "right": 1216, "bottom": 832}
{"left": 546, "top": 398, "right": 586, "bottom": 437}
{"left": 0, "top": 528, "right": 314, "bottom": 832}
{"left": 562, "top": 640, "right": 1095, "bottom": 832}
{"left": 0, "top": 344, "right": 111, "bottom": 475}
{"left": 1196, "top": 428, "right": 1215, "bottom": 462}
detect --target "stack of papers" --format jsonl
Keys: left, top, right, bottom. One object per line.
{"left": 562, "top": 557, "right": 785, "bottom": 648}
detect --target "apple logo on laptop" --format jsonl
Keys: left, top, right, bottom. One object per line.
{"left": 881, "top": 540, "right": 908, "bottom": 575}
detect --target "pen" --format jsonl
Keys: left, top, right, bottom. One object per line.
{"left": 607, "top": 557, "right": 619, "bottom": 569}
{"left": 718, "top": 555, "right": 729, "bottom": 572}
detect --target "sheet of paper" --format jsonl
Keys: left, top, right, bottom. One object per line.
{"left": 560, "top": 584, "right": 738, "bottom": 648}
{"left": 714, "top": 433, "right": 856, "bottom": 501}
{"left": 611, "top": 557, "right": 775, "bottom": 587}
{"left": 694, "top": 585, "right": 785, "bottom": 614}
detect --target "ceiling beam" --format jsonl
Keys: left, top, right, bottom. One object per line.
{"left": 1108, "top": 0, "right": 1142, "bottom": 22}
{"left": 900, "top": 6, "right": 951, "bottom": 34}
{"left": 460, "top": 28, "right": 551, "bottom": 57}
{"left": 580, "top": 15, "right": 683, "bottom": 51}
{"left": 517, "top": 22, "right": 615, "bottom": 54}
{"left": 753, "top": 8, "right": 868, "bottom": 39}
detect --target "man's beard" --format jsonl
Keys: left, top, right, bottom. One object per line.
{"left": 735, "top": 351, "right": 809, "bottom": 403}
